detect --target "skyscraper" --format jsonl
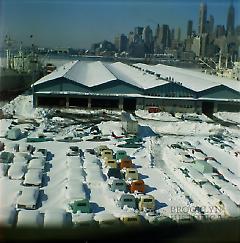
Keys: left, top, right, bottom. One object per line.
{"left": 198, "top": 2, "right": 207, "bottom": 35}
{"left": 187, "top": 20, "right": 193, "bottom": 38}
{"left": 207, "top": 15, "right": 214, "bottom": 35}
{"left": 227, "top": 3, "right": 235, "bottom": 35}
{"left": 142, "top": 25, "right": 153, "bottom": 53}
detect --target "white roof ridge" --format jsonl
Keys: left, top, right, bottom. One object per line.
{"left": 63, "top": 60, "right": 80, "bottom": 80}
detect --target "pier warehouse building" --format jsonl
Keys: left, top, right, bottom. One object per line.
{"left": 32, "top": 60, "right": 240, "bottom": 114}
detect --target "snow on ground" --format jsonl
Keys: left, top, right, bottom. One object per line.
{"left": 0, "top": 95, "right": 240, "bottom": 228}
{"left": 214, "top": 112, "right": 240, "bottom": 125}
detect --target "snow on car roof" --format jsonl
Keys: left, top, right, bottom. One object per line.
{"left": 17, "top": 187, "right": 39, "bottom": 205}
{"left": 0, "top": 206, "right": 16, "bottom": 226}
{"left": 94, "top": 212, "right": 117, "bottom": 222}
{"left": 201, "top": 182, "right": 220, "bottom": 196}
{"left": 24, "top": 168, "right": 42, "bottom": 185}
{"left": 28, "top": 158, "right": 45, "bottom": 169}
{"left": 17, "top": 210, "right": 41, "bottom": 227}
{"left": 43, "top": 209, "right": 66, "bottom": 227}
{"left": 8, "top": 164, "right": 25, "bottom": 178}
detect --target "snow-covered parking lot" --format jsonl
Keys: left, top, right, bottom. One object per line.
{"left": 0, "top": 95, "right": 240, "bottom": 229}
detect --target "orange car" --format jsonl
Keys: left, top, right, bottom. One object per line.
{"left": 120, "top": 157, "right": 132, "bottom": 169}
{"left": 129, "top": 180, "right": 145, "bottom": 193}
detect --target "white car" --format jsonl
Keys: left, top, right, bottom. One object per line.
{"left": 0, "top": 207, "right": 16, "bottom": 227}
{"left": 27, "top": 158, "right": 45, "bottom": 170}
{"left": 43, "top": 209, "right": 66, "bottom": 228}
{"left": 17, "top": 210, "right": 42, "bottom": 228}
{"left": 16, "top": 187, "right": 39, "bottom": 209}
{"left": 8, "top": 163, "right": 26, "bottom": 180}
{"left": 23, "top": 168, "right": 42, "bottom": 186}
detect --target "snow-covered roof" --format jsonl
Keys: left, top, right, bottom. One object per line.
{"left": 34, "top": 60, "right": 78, "bottom": 86}
{"left": 33, "top": 60, "right": 240, "bottom": 95}
{"left": 134, "top": 63, "right": 240, "bottom": 92}
{"left": 34, "top": 61, "right": 116, "bottom": 87}
{"left": 33, "top": 60, "right": 168, "bottom": 90}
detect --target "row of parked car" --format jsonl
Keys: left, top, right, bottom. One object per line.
{"left": 96, "top": 145, "right": 156, "bottom": 213}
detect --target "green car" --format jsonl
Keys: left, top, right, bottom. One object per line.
{"left": 69, "top": 199, "right": 91, "bottom": 214}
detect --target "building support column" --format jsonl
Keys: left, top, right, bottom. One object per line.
{"left": 66, "top": 96, "right": 69, "bottom": 108}
{"left": 119, "top": 97, "right": 123, "bottom": 110}
{"left": 88, "top": 97, "right": 91, "bottom": 108}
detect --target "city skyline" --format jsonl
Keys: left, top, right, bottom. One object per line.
{"left": 0, "top": 0, "right": 239, "bottom": 49}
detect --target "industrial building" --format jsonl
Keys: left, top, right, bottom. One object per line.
{"left": 32, "top": 60, "right": 240, "bottom": 114}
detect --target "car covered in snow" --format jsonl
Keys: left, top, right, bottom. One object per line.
{"left": 0, "top": 206, "right": 16, "bottom": 227}
{"left": 8, "top": 163, "right": 26, "bottom": 180}
{"left": 17, "top": 210, "right": 43, "bottom": 228}
{"left": 16, "top": 187, "right": 39, "bottom": 209}
{"left": 66, "top": 146, "right": 82, "bottom": 156}
{"left": 138, "top": 195, "right": 155, "bottom": 212}
{"left": 43, "top": 209, "right": 67, "bottom": 228}
{"left": 72, "top": 213, "right": 97, "bottom": 228}
{"left": 104, "top": 159, "right": 118, "bottom": 169}
{"left": 129, "top": 180, "right": 145, "bottom": 193}
{"left": 120, "top": 212, "right": 142, "bottom": 226}
{"left": 107, "top": 168, "right": 123, "bottom": 179}
{"left": 27, "top": 158, "right": 45, "bottom": 170}
{"left": 109, "top": 179, "right": 128, "bottom": 192}
{"left": 117, "top": 194, "right": 137, "bottom": 209}
{"left": 69, "top": 199, "right": 91, "bottom": 214}
{"left": 94, "top": 145, "right": 109, "bottom": 157}
{"left": 124, "top": 168, "right": 139, "bottom": 181}
{"left": 101, "top": 149, "right": 113, "bottom": 160}
{"left": 23, "top": 168, "right": 43, "bottom": 186}
{"left": 94, "top": 212, "right": 121, "bottom": 228}
{"left": 120, "top": 157, "right": 133, "bottom": 169}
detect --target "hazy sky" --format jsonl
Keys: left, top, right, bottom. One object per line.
{"left": 0, "top": 0, "right": 239, "bottom": 49}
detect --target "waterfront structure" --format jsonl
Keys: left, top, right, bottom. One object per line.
{"left": 32, "top": 61, "right": 240, "bottom": 113}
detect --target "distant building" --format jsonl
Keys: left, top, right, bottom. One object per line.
{"left": 115, "top": 34, "right": 128, "bottom": 52}
{"left": 226, "top": 3, "right": 235, "bottom": 36}
{"left": 142, "top": 26, "right": 153, "bottom": 54}
{"left": 134, "top": 27, "right": 144, "bottom": 37}
{"left": 154, "top": 24, "right": 171, "bottom": 53}
{"left": 215, "top": 25, "right": 225, "bottom": 38}
{"left": 206, "top": 15, "right": 214, "bottom": 35}
{"left": 198, "top": 2, "right": 207, "bottom": 35}
{"left": 187, "top": 20, "right": 193, "bottom": 38}
{"left": 191, "top": 36, "right": 201, "bottom": 57}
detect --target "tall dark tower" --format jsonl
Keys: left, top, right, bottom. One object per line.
{"left": 227, "top": 2, "right": 235, "bottom": 35}
{"left": 187, "top": 20, "right": 193, "bottom": 37}
{"left": 198, "top": 2, "right": 207, "bottom": 35}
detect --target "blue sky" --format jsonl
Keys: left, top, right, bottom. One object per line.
{"left": 0, "top": 0, "right": 239, "bottom": 49}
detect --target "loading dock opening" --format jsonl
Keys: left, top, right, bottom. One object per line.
{"left": 37, "top": 96, "right": 66, "bottom": 107}
{"left": 202, "top": 102, "right": 214, "bottom": 116}
{"left": 69, "top": 98, "right": 88, "bottom": 108}
{"left": 123, "top": 98, "right": 137, "bottom": 111}
{"left": 91, "top": 98, "right": 119, "bottom": 109}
